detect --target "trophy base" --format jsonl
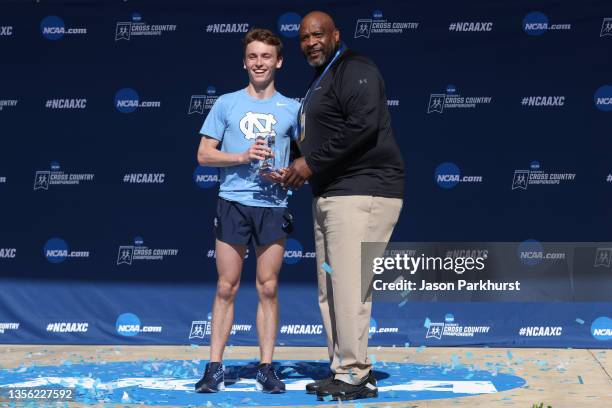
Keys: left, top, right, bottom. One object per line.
{"left": 258, "top": 166, "right": 279, "bottom": 175}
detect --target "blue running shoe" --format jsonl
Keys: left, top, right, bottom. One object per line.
{"left": 195, "top": 362, "right": 225, "bottom": 393}
{"left": 255, "top": 363, "right": 286, "bottom": 393}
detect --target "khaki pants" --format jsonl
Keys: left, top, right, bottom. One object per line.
{"left": 313, "top": 195, "right": 402, "bottom": 384}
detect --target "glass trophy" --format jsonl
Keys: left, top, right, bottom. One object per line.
{"left": 257, "top": 132, "right": 276, "bottom": 175}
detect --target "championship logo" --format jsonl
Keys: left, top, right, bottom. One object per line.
{"left": 512, "top": 170, "right": 529, "bottom": 190}
{"left": 594, "top": 248, "right": 612, "bottom": 268}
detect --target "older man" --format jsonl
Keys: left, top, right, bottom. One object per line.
{"left": 283, "top": 11, "right": 405, "bottom": 401}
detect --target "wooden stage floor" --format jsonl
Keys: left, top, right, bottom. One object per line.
{"left": 0, "top": 345, "right": 610, "bottom": 407}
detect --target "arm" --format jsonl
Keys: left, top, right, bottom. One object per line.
{"left": 197, "top": 136, "right": 271, "bottom": 167}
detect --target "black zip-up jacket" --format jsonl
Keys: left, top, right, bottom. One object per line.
{"left": 298, "top": 49, "right": 405, "bottom": 198}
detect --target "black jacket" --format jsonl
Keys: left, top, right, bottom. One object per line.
{"left": 298, "top": 49, "right": 405, "bottom": 198}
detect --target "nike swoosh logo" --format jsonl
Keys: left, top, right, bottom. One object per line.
{"left": 314, "top": 86, "right": 322, "bottom": 91}
{"left": 276, "top": 102, "right": 287, "bottom": 106}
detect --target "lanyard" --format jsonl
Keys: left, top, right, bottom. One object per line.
{"left": 299, "top": 43, "right": 346, "bottom": 119}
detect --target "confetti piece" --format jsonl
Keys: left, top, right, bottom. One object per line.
{"left": 287, "top": 190, "right": 293, "bottom": 196}
{"left": 451, "top": 354, "right": 460, "bottom": 368}
{"left": 398, "top": 300, "right": 407, "bottom": 308}
{"left": 404, "top": 342, "right": 410, "bottom": 348}
{"left": 575, "top": 318, "right": 585, "bottom": 325}
{"left": 281, "top": 367, "right": 293, "bottom": 374}
{"left": 369, "top": 354, "right": 377, "bottom": 364}
{"left": 121, "top": 391, "right": 131, "bottom": 403}
{"left": 416, "top": 345, "right": 426, "bottom": 353}
{"left": 578, "top": 375, "right": 584, "bottom": 384}
{"left": 323, "top": 395, "right": 334, "bottom": 401}
{"left": 190, "top": 344, "right": 199, "bottom": 349}
{"left": 465, "top": 373, "right": 474, "bottom": 379}
{"left": 507, "top": 350, "right": 513, "bottom": 360}
{"left": 322, "top": 262, "right": 333, "bottom": 274}
{"left": 401, "top": 290, "right": 410, "bottom": 298}
{"left": 465, "top": 352, "right": 473, "bottom": 359}
{"left": 424, "top": 317, "right": 431, "bottom": 328}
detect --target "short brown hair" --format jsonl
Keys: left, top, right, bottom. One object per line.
{"left": 242, "top": 28, "right": 283, "bottom": 58}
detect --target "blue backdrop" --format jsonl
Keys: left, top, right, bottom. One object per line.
{"left": 0, "top": 0, "right": 611, "bottom": 348}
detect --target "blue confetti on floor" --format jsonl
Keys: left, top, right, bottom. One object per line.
{"left": 0, "top": 359, "right": 526, "bottom": 406}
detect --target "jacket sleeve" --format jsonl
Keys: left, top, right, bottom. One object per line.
{"left": 304, "top": 60, "right": 383, "bottom": 173}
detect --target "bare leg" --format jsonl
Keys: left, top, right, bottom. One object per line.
{"left": 209, "top": 239, "right": 246, "bottom": 362}
{"left": 255, "top": 238, "right": 285, "bottom": 363}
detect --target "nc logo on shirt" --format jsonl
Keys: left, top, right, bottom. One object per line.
{"left": 239, "top": 112, "right": 277, "bottom": 140}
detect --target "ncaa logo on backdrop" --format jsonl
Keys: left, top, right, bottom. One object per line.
{"left": 434, "top": 162, "right": 483, "bottom": 189}
{"left": 278, "top": 12, "right": 301, "bottom": 38}
{"left": 284, "top": 238, "right": 303, "bottom": 265}
{"left": 193, "top": 166, "right": 219, "bottom": 188}
{"left": 43, "top": 237, "right": 90, "bottom": 264}
{"left": 594, "top": 86, "right": 612, "bottom": 111}
{"left": 115, "top": 313, "right": 162, "bottom": 337}
{"left": 522, "top": 12, "right": 571, "bottom": 36}
{"left": 188, "top": 86, "right": 218, "bottom": 114}
{"left": 517, "top": 239, "right": 565, "bottom": 266}
{"left": 517, "top": 239, "right": 544, "bottom": 266}
{"left": 355, "top": 10, "right": 419, "bottom": 39}
{"left": 283, "top": 238, "right": 315, "bottom": 265}
{"left": 368, "top": 317, "right": 399, "bottom": 337}
{"left": 40, "top": 16, "right": 87, "bottom": 40}
{"left": 114, "top": 88, "right": 161, "bottom": 113}
{"left": 601, "top": 18, "right": 612, "bottom": 37}
{"left": 591, "top": 316, "right": 612, "bottom": 340}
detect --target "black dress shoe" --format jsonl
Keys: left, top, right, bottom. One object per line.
{"left": 316, "top": 371, "right": 377, "bottom": 401}
{"left": 305, "top": 374, "right": 334, "bottom": 394}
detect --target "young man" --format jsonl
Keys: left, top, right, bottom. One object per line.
{"left": 195, "top": 28, "right": 299, "bottom": 394}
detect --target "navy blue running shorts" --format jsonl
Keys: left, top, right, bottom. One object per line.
{"left": 214, "top": 198, "right": 293, "bottom": 247}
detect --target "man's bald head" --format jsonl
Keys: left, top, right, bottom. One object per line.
{"left": 301, "top": 11, "right": 336, "bottom": 31}
{"left": 299, "top": 11, "right": 341, "bottom": 68}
